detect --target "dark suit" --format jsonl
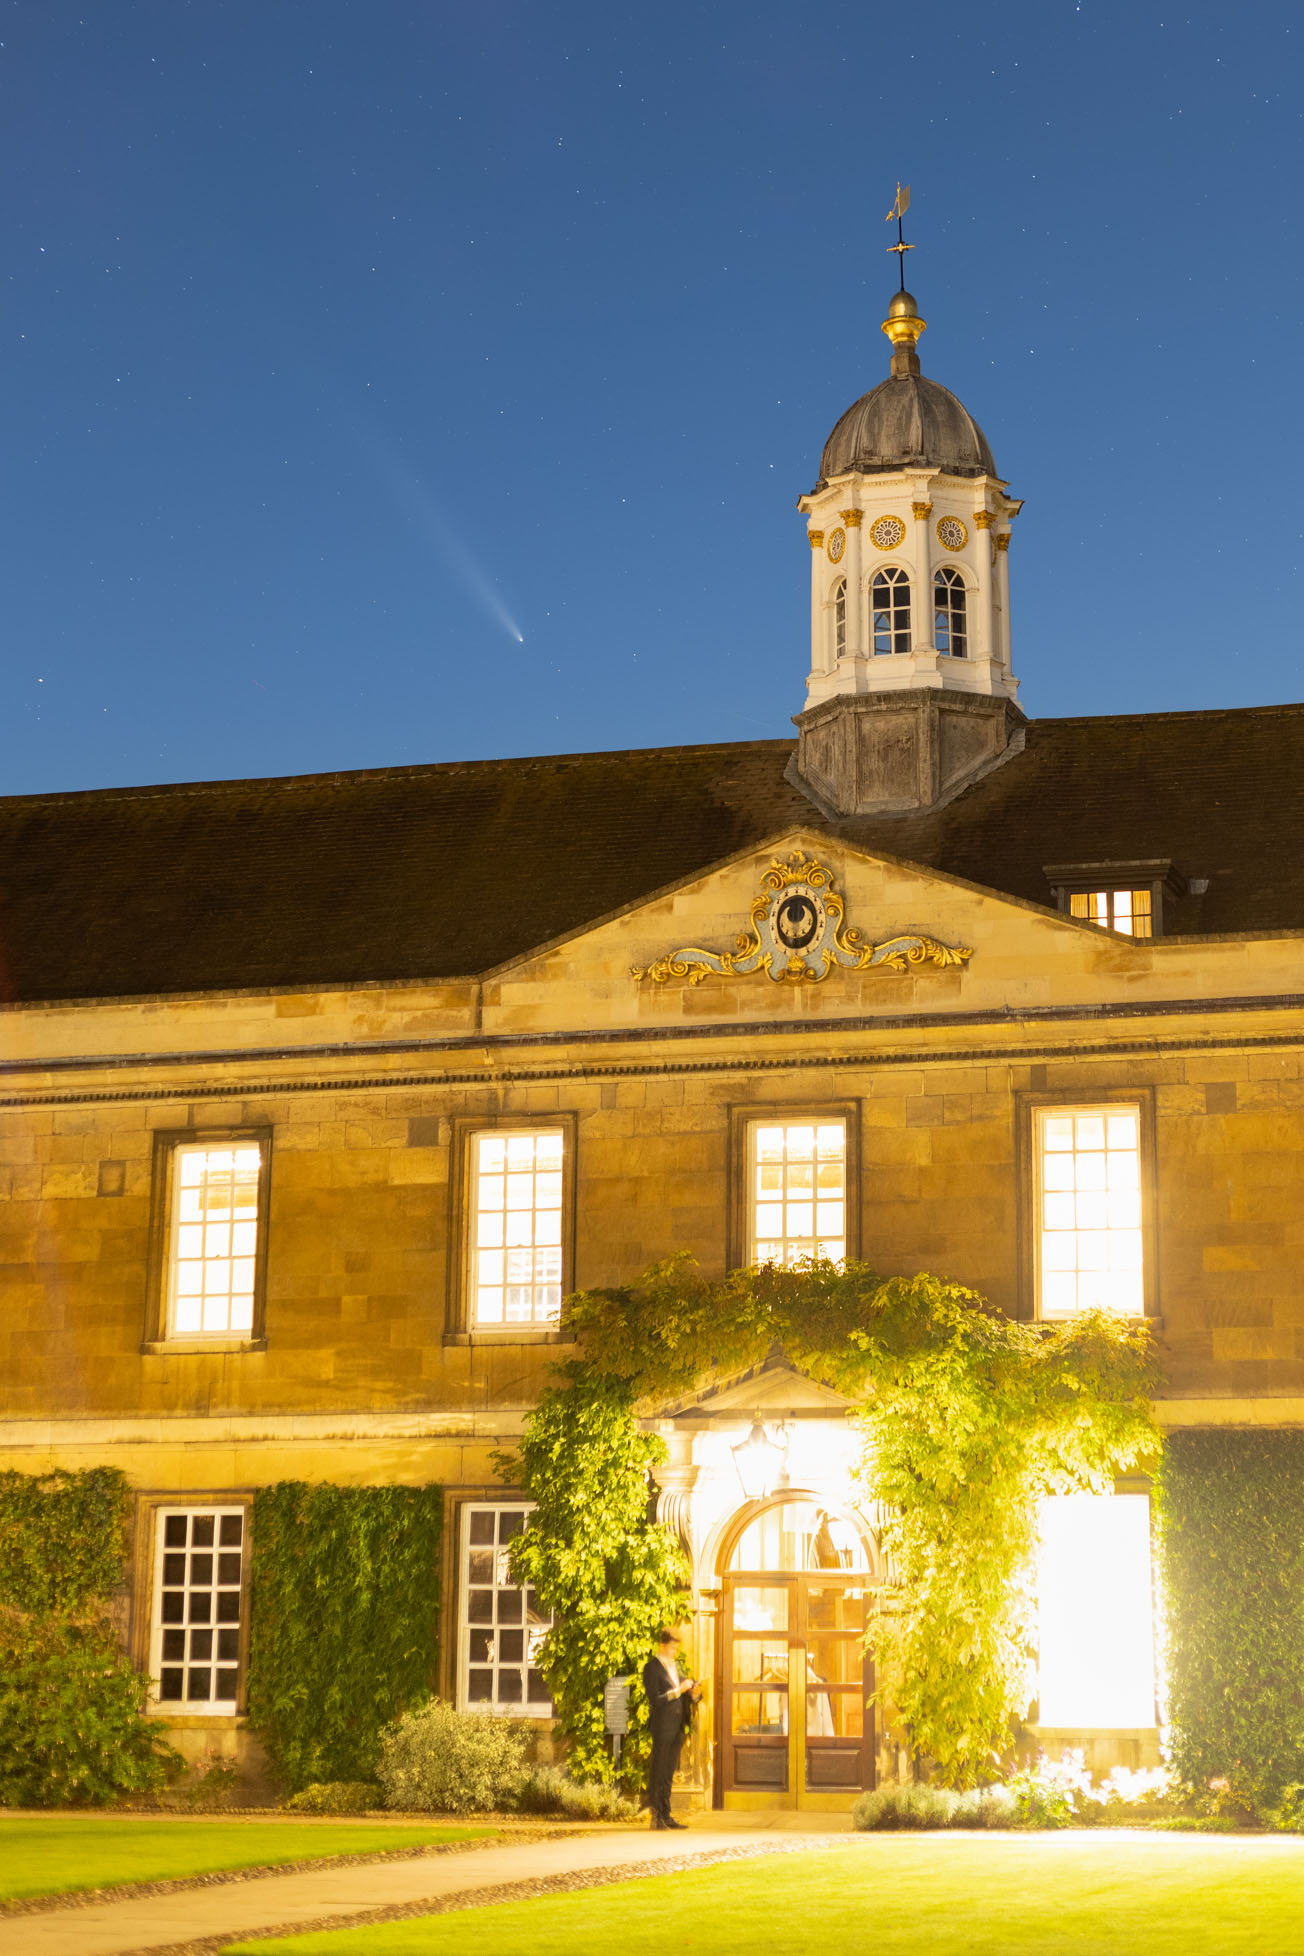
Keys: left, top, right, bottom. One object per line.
{"left": 642, "top": 1652, "right": 693, "bottom": 1825}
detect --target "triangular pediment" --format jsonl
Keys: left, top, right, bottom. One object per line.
{"left": 658, "top": 1353, "right": 855, "bottom": 1424}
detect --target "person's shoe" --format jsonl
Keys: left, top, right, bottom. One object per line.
{"left": 664, "top": 1817, "right": 687, "bottom": 1829}
{"left": 650, "top": 1816, "right": 666, "bottom": 1829}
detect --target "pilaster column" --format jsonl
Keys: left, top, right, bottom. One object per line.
{"left": 840, "top": 509, "right": 864, "bottom": 662}
{"left": 910, "top": 494, "right": 934, "bottom": 654}
{"left": 973, "top": 509, "right": 995, "bottom": 668}
{"left": 995, "top": 532, "right": 1012, "bottom": 671}
{"left": 808, "top": 529, "right": 830, "bottom": 676}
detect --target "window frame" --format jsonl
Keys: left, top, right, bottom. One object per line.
{"left": 933, "top": 565, "right": 968, "bottom": 658}
{"left": 446, "top": 1112, "right": 578, "bottom": 1343}
{"left": 832, "top": 576, "right": 847, "bottom": 660}
{"left": 1045, "top": 860, "right": 1183, "bottom": 940}
{"left": 871, "top": 566, "right": 911, "bottom": 655}
{"left": 453, "top": 1497, "right": 554, "bottom": 1720}
{"left": 143, "top": 1128, "right": 273, "bottom": 1353}
{"left": 136, "top": 1495, "right": 253, "bottom": 1718}
{"left": 728, "top": 1102, "right": 861, "bottom": 1274}
{"left": 1016, "top": 1089, "right": 1158, "bottom": 1324}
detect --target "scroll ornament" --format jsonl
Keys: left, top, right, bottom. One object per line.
{"left": 631, "top": 850, "right": 972, "bottom": 987}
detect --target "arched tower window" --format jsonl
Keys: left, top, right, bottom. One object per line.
{"left": 934, "top": 567, "right": 967, "bottom": 658}
{"left": 871, "top": 567, "right": 910, "bottom": 655}
{"left": 833, "top": 578, "right": 847, "bottom": 660}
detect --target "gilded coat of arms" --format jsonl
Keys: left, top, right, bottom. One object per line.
{"left": 631, "top": 850, "right": 972, "bottom": 987}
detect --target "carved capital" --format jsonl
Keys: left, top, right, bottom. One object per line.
{"left": 911, "top": 501, "right": 933, "bottom": 521}
{"left": 808, "top": 530, "right": 825, "bottom": 549}
{"left": 655, "top": 1468, "right": 699, "bottom": 1556}
{"left": 974, "top": 510, "right": 994, "bottom": 530}
{"left": 840, "top": 509, "right": 864, "bottom": 527}
{"left": 996, "top": 533, "right": 1012, "bottom": 553}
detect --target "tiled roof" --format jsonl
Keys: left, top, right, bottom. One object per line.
{"left": 0, "top": 702, "right": 1300, "bottom": 1004}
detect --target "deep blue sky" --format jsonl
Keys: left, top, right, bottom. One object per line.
{"left": 2, "top": 1, "right": 1299, "bottom": 794}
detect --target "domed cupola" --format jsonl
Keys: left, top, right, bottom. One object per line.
{"left": 816, "top": 293, "right": 998, "bottom": 484}
{"left": 790, "top": 267, "right": 1026, "bottom": 819}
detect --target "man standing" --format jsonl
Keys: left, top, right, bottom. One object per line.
{"left": 642, "top": 1625, "right": 701, "bottom": 1829}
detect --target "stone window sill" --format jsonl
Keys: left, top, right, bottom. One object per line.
{"left": 443, "top": 1329, "right": 575, "bottom": 1348}
{"left": 140, "top": 1338, "right": 267, "bottom": 1356}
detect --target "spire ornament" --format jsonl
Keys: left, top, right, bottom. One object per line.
{"left": 881, "top": 185, "right": 926, "bottom": 376}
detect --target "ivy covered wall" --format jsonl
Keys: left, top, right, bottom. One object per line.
{"left": 246, "top": 1480, "right": 443, "bottom": 1792}
{"left": 1157, "top": 1429, "right": 1304, "bottom": 1806}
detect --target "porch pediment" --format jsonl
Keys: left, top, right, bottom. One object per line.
{"left": 659, "top": 1354, "right": 856, "bottom": 1424}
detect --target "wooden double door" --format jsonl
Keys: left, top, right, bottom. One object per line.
{"left": 720, "top": 1569, "right": 874, "bottom": 1810}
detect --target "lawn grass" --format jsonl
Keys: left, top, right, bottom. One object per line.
{"left": 0, "top": 1817, "right": 494, "bottom": 1903}
{"left": 224, "top": 1835, "right": 1304, "bottom": 1956}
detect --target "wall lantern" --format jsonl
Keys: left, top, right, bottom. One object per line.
{"left": 732, "top": 1419, "right": 788, "bottom": 1503}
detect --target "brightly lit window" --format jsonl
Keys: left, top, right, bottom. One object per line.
{"left": 1069, "top": 889, "right": 1153, "bottom": 937}
{"left": 149, "top": 1506, "right": 246, "bottom": 1713}
{"left": 1037, "top": 1494, "right": 1156, "bottom": 1728}
{"left": 469, "top": 1130, "right": 564, "bottom": 1327}
{"left": 833, "top": 578, "right": 847, "bottom": 659}
{"left": 459, "top": 1503, "right": 553, "bottom": 1717}
{"left": 167, "top": 1143, "right": 263, "bottom": 1337}
{"left": 1036, "top": 1106, "right": 1143, "bottom": 1318}
{"left": 872, "top": 567, "right": 911, "bottom": 654}
{"left": 749, "top": 1120, "right": 846, "bottom": 1269}
{"left": 933, "top": 567, "right": 967, "bottom": 657}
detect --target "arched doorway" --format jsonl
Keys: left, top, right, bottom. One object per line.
{"left": 716, "top": 1494, "right": 877, "bottom": 1811}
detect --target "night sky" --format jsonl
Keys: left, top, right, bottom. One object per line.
{"left": 2, "top": 2, "right": 1299, "bottom": 795}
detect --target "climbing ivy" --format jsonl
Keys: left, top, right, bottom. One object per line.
{"left": 1157, "top": 1429, "right": 1304, "bottom": 1810}
{"left": 495, "top": 1367, "right": 689, "bottom": 1787}
{"left": 246, "top": 1482, "right": 442, "bottom": 1792}
{"left": 511, "top": 1257, "right": 1159, "bottom": 1789}
{"left": 0, "top": 1467, "right": 178, "bottom": 1805}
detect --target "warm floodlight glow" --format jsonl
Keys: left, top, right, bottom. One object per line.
{"left": 732, "top": 1421, "right": 788, "bottom": 1503}
{"left": 1037, "top": 1494, "right": 1156, "bottom": 1729}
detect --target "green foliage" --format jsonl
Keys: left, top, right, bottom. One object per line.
{"left": 0, "top": 1467, "right": 131, "bottom": 1616}
{"left": 851, "top": 1781, "right": 1017, "bottom": 1829}
{"left": 246, "top": 1483, "right": 442, "bottom": 1793}
{"left": 0, "top": 1608, "right": 179, "bottom": 1806}
{"left": 495, "top": 1365, "right": 690, "bottom": 1786}
{"left": 0, "top": 1466, "right": 177, "bottom": 1807}
{"left": 514, "top": 1764, "right": 640, "bottom": 1819}
{"left": 377, "top": 1699, "right": 528, "bottom": 1813}
{"left": 1156, "top": 1429, "right": 1304, "bottom": 1811}
{"left": 537, "top": 1257, "right": 1158, "bottom": 1790}
{"left": 286, "top": 1781, "right": 381, "bottom": 1814}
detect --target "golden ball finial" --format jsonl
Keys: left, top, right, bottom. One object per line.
{"left": 881, "top": 288, "right": 927, "bottom": 375}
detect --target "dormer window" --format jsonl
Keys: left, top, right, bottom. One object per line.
{"left": 1069, "top": 889, "right": 1152, "bottom": 938}
{"left": 1045, "top": 861, "right": 1188, "bottom": 940}
{"left": 933, "top": 567, "right": 967, "bottom": 657}
{"left": 872, "top": 567, "right": 911, "bottom": 654}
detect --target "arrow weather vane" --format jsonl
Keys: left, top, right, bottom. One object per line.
{"left": 886, "top": 182, "right": 912, "bottom": 290}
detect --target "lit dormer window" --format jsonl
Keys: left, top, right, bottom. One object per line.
{"left": 933, "top": 567, "right": 967, "bottom": 657}
{"left": 1045, "top": 861, "right": 1188, "bottom": 940}
{"left": 1069, "top": 889, "right": 1153, "bottom": 938}
{"left": 872, "top": 567, "right": 910, "bottom": 654}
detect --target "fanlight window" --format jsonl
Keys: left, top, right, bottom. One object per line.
{"left": 728, "top": 1500, "right": 871, "bottom": 1575}
{"left": 833, "top": 578, "right": 847, "bottom": 659}
{"left": 871, "top": 567, "right": 910, "bottom": 654}
{"left": 934, "top": 567, "right": 967, "bottom": 658}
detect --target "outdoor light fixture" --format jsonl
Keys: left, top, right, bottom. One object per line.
{"left": 732, "top": 1419, "right": 788, "bottom": 1502}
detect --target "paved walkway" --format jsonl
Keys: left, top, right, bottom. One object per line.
{"left": 10, "top": 1821, "right": 849, "bottom": 1956}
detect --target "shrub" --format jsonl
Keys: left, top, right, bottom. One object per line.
{"left": 951, "top": 1784, "right": 1017, "bottom": 1828}
{"left": 0, "top": 1610, "right": 180, "bottom": 1807}
{"left": 1271, "top": 1784, "right": 1304, "bottom": 1833}
{"left": 1005, "top": 1750, "right": 1097, "bottom": 1828}
{"left": 852, "top": 1783, "right": 960, "bottom": 1830}
{"left": 286, "top": 1781, "right": 379, "bottom": 1814}
{"left": 513, "top": 1765, "right": 639, "bottom": 1821}
{"left": 177, "top": 1749, "right": 241, "bottom": 1809}
{"left": 377, "top": 1700, "right": 528, "bottom": 1814}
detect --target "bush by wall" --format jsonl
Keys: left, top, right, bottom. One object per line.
{"left": 377, "top": 1698, "right": 527, "bottom": 1813}
{"left": 1157, "top": 1429, "right": 1304, "bottom": 1810}
{"left": 0, "top": 1467, "right": 177, "bottom": 1805}
{"left": 246, "top": 1482, "right": 442, "bottom": 1793}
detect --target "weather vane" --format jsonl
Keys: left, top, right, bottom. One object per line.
{"left": 885, "top": 182, "right": 912, "bottom": 290}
